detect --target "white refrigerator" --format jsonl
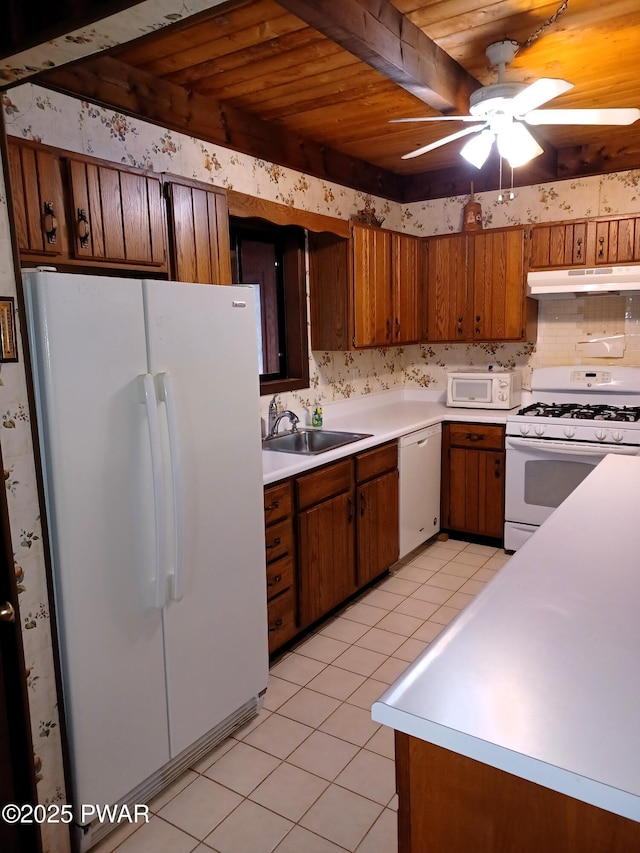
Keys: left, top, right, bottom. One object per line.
{"left": 23, "top": 270, "right": 269, "bottom": 850}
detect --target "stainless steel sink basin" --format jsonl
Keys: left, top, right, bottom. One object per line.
{"left": 262, "top": 429, "right": 372, "bottom": 455}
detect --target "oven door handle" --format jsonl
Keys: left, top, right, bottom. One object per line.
{"left": 506, "top": 437, "right": 640, "bottom": 456}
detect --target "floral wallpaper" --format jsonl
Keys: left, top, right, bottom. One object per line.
{"left": 2, "top": 78, "right": 640, "bottom": 852}
{"left": 0, "top": 0, "right": 230, "bottom": 86}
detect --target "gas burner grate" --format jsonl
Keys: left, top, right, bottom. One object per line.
{"left": 517, "top": 403, "right": 640, "bottom": 422}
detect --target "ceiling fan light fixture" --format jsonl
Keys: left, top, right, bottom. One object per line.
{"left": 497, "top": 122, "right": 543, "bottom": 168}
{"left": 460, "top": 130, "right": 495, "bottom": 168}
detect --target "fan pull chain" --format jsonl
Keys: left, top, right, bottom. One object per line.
{"left": 519, "top": 1, "right": 570, "bottom": 53}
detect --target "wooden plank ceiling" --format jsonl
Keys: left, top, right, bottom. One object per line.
{"left": 16, "top": 0, "right": 640, "bottom": 200}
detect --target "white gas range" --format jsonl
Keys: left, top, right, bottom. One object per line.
{"left": 504, "top": 366, "right": 640, "bottom": 551}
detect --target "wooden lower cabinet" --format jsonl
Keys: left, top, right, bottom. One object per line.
{"left": 355, "top": 443, "right": 399, "bottom": 587}
{"left": 441, "top": 423, "right": 505, "bottom": 539}
{"left": 298, "top": 489, "right": 356, "bottom": 627}
{"left": 296, "top": 458, "right": 356, "bottom": 629}
{"left": 395, "top": 732, "right": 640, "bottom": 853}
{"left": 266, "top": 441, "right": 399, "bottom": 652}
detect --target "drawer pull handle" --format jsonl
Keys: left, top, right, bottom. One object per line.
{"left": 267, "top": 574, "right": 283, "bottom": 586}
{"left": 269, "top": 618, "right": 284, "bottom": 632}
{"left": 347, "top": 497, "right": 354, "bottom": 523}
{"left": 360, "top": 491, "right": 366, "bottom": 516}
{"left": 265, "top": 500, "right": 280, "bottom": 512}
{"left": 266, "top": 537, "right": 281, "bottom": 550}
{"left": 465, "top": 433, "right": 485, "bottom": 442}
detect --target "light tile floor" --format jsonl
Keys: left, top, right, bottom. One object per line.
{"left": 94, "top": 537, "right": 509, "bottom": 853}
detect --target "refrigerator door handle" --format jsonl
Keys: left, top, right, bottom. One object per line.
{"left": 139, "top": 373, "right": 169, "bottom": 609}
{"left": 157, "top": 372, "right": 184, "bottom": 602}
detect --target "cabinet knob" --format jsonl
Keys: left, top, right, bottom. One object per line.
{"left": 265, "top": 499, "right": 280, "bottom": 512}
{"left": 267, "top": 574, "right": 282, "bottom": 587}
{"left": 42, "top": 201, "right": 57, "bottom": 244}
{"left": 495, "top": 458, "right": 502, "bottom": 478}
{"left": 76, "top": 208, "right": 91, "bottom": 248}
{"left": 347, "top": 497, "right": 354, "bottom": 523}
{"left": 268, "top": 618, "right": 284, "bottom": 632}
{"left": 360, "top": 491, "right": 366, "bottom": 516}
{"left": 266, "top": 537, "right": 281, "bottom": 550}
{"left": 465, "top": 433, "right": 485, "bottom": 442}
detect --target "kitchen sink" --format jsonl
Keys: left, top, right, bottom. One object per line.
{"left": 262, "top": 428, "right": 372, "bottom": 455}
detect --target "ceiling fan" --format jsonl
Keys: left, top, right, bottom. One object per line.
{"left": 393, "top": 40, "right": 640, "bottom": 168}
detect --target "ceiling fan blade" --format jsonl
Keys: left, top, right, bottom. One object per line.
{"left": 525, "top": 107, "right": 640, "bottom": 125}
{"left": 510, "top": 78, "right": 574, "bottom": 115}
{"left": 390, "top": 115, "right": 477, "bottom": 123}
{"left": 402, "top": 125, "right": 485, "bottom": 160}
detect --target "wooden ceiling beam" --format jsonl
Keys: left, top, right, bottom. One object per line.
{"left": 40, "top": 55, "right": 405, "bottom": 201}
{"left": 275, "top": 0, "right": 480, "bottom": 114}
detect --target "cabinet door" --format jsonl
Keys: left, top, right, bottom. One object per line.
{"left": 594, "top": 216, "right": 640, "bottom": 265}
{"left": 357, "top": 469, "right": 399, "bottom": 587}
{"left": 392, "top": 233, "right": 423, "bottom": 344}
{"left": 67, "top": 158, "right": 166, "bottom": 266}
{"left": 7, "top": 140, "right": 67, "bottom": 258}
{"left": 166, "top": 180, "right": 231, "bottom": 284}
{"left": 472, "top": 228, "right": 526, "bottom": 341}
{"left": 529, "top": 222, "right": 587, "bottom": 268}
{"left": 352, "top": 223, "right": 393, "bottom": 347}
{"left": 445, "top": 447, "right": 504, "bottom": 538}
{"left": 298, "top": 491, "right": 356, "bottom": 628}
{"left": 426, "top": 233, "right": 467, "bottom": 341}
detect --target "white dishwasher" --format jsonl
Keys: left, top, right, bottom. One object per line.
{"left": 399, "top": 423, "right": 442, "bottom": 558}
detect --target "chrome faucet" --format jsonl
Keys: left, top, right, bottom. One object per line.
{"left": 268, "top": 409, "right": 300, "bottom": 438}
{"left": 267, "top": 394, "right": 279, "bottom": 437}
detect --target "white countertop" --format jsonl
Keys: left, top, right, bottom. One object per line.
{"left": 262, "top": 389, "right": 517, "bottom": 484}
{"left": 372, "top": 453, "right": 640, "bottom": 823}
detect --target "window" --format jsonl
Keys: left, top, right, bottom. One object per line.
{"left": 229, "top": 218, "right": 309, "bottom": 394}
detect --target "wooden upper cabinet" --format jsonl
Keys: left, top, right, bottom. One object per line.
{"left": 426, "top": 227, "right": 532, "bottom": 343}
{"left": 425, "top": 232, "right": 468, "bottom": 341}
{"left": 7, "top": 140, "right": 68, "bottom": 258}
{"left": 165, "top": 178, "right": 231, "bottom": 284}
{"left": 309, "top": 224, "right": 425, "bottom": 350}
{"left": 352, "top": 224, "right": 393, "bottom": 346}
{"left": 593, "top": 216, "right": 640, "bottom": 265}
{"left": 67, "top": 157, "right": 166, "bottom": 267}
{"left": 472, "top": 227, "right": 527, "bottom": 341}
{"left": 529, "top": 221, "right": 588, "bottom": 269}
{"left": 392, "top": 232, "right": 425, "bottom": 344}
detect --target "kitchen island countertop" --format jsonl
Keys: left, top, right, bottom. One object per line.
{"left": 372, "top": 453, "right": 640, "bottom": 822}
{"left": 262, "top": 389, "right": 518, "bottom": 485}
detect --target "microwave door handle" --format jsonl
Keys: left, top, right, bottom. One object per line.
{"left": 507, "top": 437, "right": 639, "bottom": 457}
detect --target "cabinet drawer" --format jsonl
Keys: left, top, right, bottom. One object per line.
{"left": 296, "top": 459, "right": 353, "bottom": 511}
{"left": 356, "top": 441, "right": 397, "bottom": 483}
{"left": 265, "top": 518, "right": 293, "bottom": 564}
{"left": 267, "top": 589, "right": 297, "bottom": 653}
{"left": 446, "top": 423, "right": 504, "bottom": 450}
{"left": 264, "top": 481, "right": 292, "bottom": 525}
{"left": 266, "top": 553, "right": 294, "bottom": 601}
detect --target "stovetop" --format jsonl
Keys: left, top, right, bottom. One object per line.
{"left": 518, "top": 403, "right": 640, "bottom": 423}
{"left": 506, "top": 366, "right": 640, "bottom": 445}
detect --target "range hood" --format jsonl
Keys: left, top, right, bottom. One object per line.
{"left": 528, "top": 265, "right": 640, "bottom": 298}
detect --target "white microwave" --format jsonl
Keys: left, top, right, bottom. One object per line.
{"left": 446, "top": 369, "right": 522, "bottom": 409}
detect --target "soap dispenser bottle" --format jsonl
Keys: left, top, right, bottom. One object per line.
{"left": 312, "top": 402, "right": 323, "bottom": 428}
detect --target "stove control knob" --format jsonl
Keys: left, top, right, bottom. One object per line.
{"left": 612, "top": 430, "right": 624, "bottom": 443}
{"left": 519, "top": 424, "right": 530, "bottom": 435}
{"left": 595, "top": 429, "right": 607, "bottom": 442}
{"left": 534, "top": 425, "right": 545, "bottom": 436}
{"left": 564, "top": 427, "right": 576, "bottom": 438}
